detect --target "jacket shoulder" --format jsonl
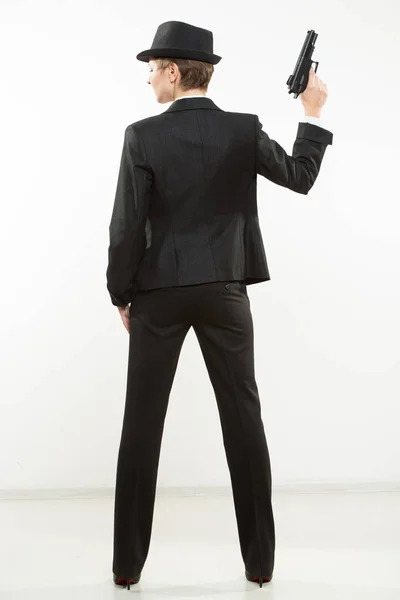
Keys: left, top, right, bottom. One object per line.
{"left": 224, "top": 110, "right": 256, "bottom": 119}
{"left": 219, "top": 110, "right": 257, "bottom": 125}
{"left": 125, "top": 115, "right": 159, "bottom": 134}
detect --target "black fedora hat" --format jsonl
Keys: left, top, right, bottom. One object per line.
{"left": 136, "top": 20, "right": 222, "bottom": 65}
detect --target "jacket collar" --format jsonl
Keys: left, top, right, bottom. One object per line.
{"left": 162, "top": 96, "right": 222, "bottom": 114}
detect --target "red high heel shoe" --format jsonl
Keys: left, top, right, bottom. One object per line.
{"left": 245, "top": 569, "right": 272, "bottom": 588}
{"left": 113, "top": 572, "right": 141, "bottom": 590}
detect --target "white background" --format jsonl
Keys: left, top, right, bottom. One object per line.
{"left": 0, "top": 0, "right": 399, "bottom": 495}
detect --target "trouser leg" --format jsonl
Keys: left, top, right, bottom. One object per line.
{"left": 112, "top": 290, "right": 190, "bottom": 578}
{"left": 192, "top": 282, "right": 275, "bottom": 577}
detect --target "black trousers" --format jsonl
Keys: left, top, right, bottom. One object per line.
{"left": 112, "top": 280, "right": 275, "bottom": 579}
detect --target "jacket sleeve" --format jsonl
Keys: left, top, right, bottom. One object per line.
{"left": 255, "top": 115, "right": 333, "bottom": 195}
{"left": 106, "top": 125, "right": 153, "bottom": 307}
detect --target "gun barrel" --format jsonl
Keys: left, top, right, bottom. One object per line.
{"left": 291, "top": 29, "right": 317, "bottom": 76}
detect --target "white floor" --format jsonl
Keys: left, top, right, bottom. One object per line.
{"left": 0, "top": 490, "right": 399, "bottom": 599}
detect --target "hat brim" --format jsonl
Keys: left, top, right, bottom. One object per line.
{"left": 136, "top": 47, "right": 221, "bottom": 64}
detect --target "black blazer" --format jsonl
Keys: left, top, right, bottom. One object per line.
{"left": 106, "top": 96, "right": 333, "bottom": 307}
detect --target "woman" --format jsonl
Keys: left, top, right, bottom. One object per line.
{"left": 107, "top": 20, "right": 331, "bottom": 590}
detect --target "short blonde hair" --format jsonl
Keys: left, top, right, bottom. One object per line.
{"left": 150, "top": 56, "right": 214, "bottom": 92}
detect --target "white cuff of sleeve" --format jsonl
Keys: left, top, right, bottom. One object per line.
{"left": 300, "top": 115, "right": 328, "bottom": 130}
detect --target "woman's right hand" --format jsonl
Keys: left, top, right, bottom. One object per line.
{"left": 300, "top": 66, "right": 328, "bottom": 115}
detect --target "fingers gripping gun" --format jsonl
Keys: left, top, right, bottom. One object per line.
{"left": 286, "top": 29, "right": 319, "bottom": 99}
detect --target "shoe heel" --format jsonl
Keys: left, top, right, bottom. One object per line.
{"left": 257, "top": 574, "right": 272, "bottom": 587}
{"left": 245, "top": 569, "right": 272, "bottom": 587}
{"left": 113, "top": 573, "right": 137, "bottom": 590}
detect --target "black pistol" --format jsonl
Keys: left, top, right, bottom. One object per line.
{"left": 286, "top": 29, "right": 319, "bottom": 99}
